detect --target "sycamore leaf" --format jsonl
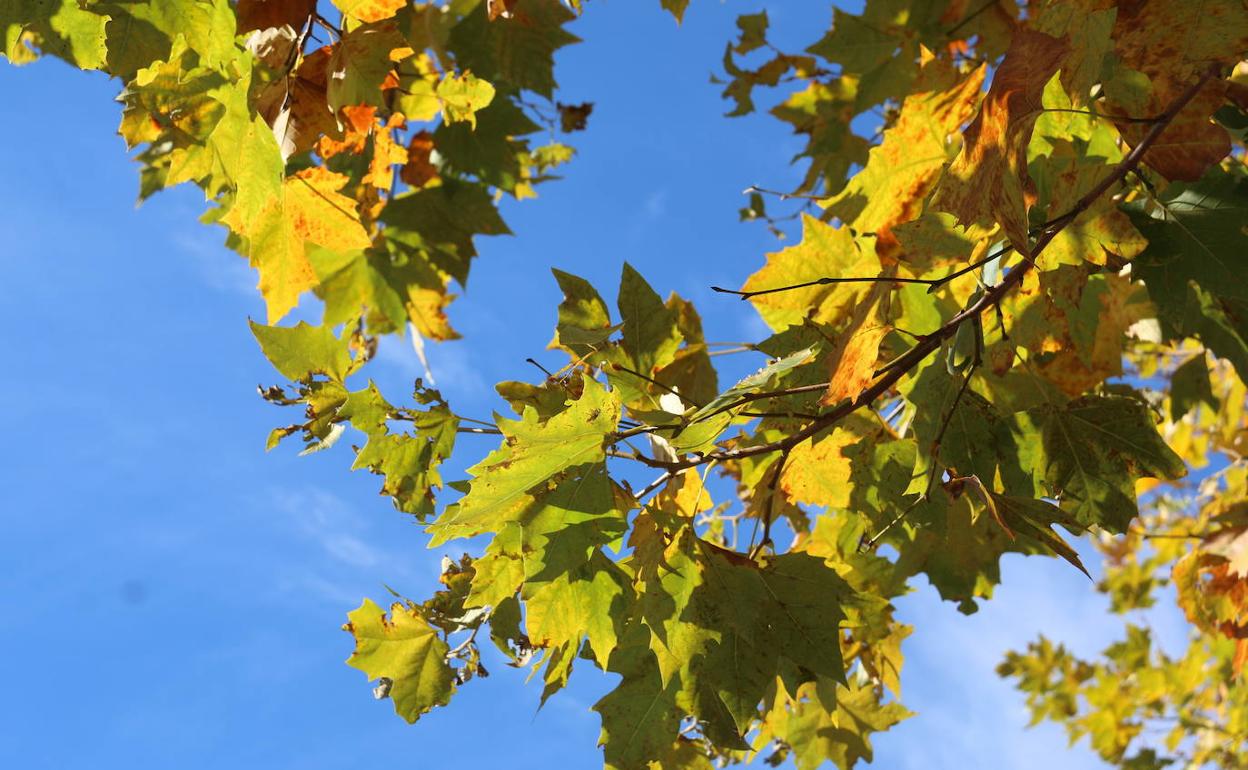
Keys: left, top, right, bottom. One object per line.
{"left": 1131, "top": 170, "right": 1248, "bottom": 304}
{"left": 1015, "top": 395, "right": 1187, "bottom": 532}
{"left": 1106, "top": 0, "right": 1247, "bottom": 180}
{"left": 250, "top": 320, "right": 352, "bottom": 382}
{"left": 825, "top": 49, "right": 984, "bottom": 240}
{"left": 236, "top": 0, "right": 316, "bottom": 33}
{"left": 636, "top": 529, "right": 848, "bottom": 740}
{"left": 344, "top": 599, "right": 456, "bottom": 723}
{"left": 671, "top": 346, "right": 815, "bottom": 453}
{"left": 118, "top": 41, "right": 226, "bottom": 157}
{"left": 760, "top": 680, "right": 913, "bottom": 770}
{"left": 594, "top": 624, "right": 683, "bottom": 770}
{"left": 435, "top": 70, "right": 496, "bottom": 128}
{"left": 984, "top": 492, "right": 1090, "bottom": 578}
{"left": 331, "top": 0, "right": 406, "bottom": 24}
{"left": 327, "top": 20, "right": 406, "bottom": 114}
{"left": 96, "top": 0, "right": 236, "bottom": 79}
{"left": 465, "top": 462, "right": 628, "bottom": 606}
{"left": 660, "top": 0, "right": 689, "bottom": 23}
{"left": 339, "top": 382, "right": 459, "bottom": 519}
{"left": 1031, "top": 2, "right": 1116, "bottom": 108}
{"left": 523, "top": 551, "right": 630, "bottom": 663}
{"left": 618, "top": 262, "right": 683, "bottom": 377}
{"left": 286, "top": 167, "right": 373, "bottom": 252}
{"left": 451, "top": 0, "right": 580, "bottom": 99}
{"left": 1, "top": 0, "right": 107, "bottom": 69}
{"left": 932, "top": 28, "right": 1069, "bottom": 253}
{"left": 821, "top": 287, "right": 891, "bottom": 406}
{"left": 1170, "top": 352, "right": 1219, "bottom": 420}
{"left": 741, "top": 214, "right": 880, "bottom": 331}
{"left": 428, "top": 375, "right": 619, "bottom": 546}
{"left": 780, "top": 427, "right": 855, "bottom": 509}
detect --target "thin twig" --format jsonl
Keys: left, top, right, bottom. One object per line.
{"left": 712, "top": 275, "right": 936, "bottom": 300}
{"left": 744, "top": 185, "right": 827, "bottom": 201}
{"left": 609, "top": 363, "right": 701, "bottom": 408}
{"left": 1041, "top": 107, "right": 1164, "bottom": 125}
{"left": 945, "top": 0, "right": 1000, "bottom": 37}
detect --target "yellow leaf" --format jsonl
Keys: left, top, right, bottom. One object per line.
{"left": 223, "top": 167, "right": 370, "bottom": 322}
{"left": 740, "top": 214, "right": 879, "bottom": 332}
{"left": 780, "top": 428, "right": 855, "bottom": 509}
{"left": 331, "top": 0, "right": 406, "bottom": 23}
{"left": 825, "top": 48, "right": 984, "bottom": 257}
{"left": 286, "top": 167, "right": 372, "bottom": 252}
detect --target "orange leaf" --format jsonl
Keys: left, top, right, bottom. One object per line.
{"left": 400, "top": 130, "right": 439, "bottom": 188}
{"left": 821, "top": 288, "right": 892, "bottom": 406}
{"left": 931, "top": 28, "right": 1068, "bottom": 254}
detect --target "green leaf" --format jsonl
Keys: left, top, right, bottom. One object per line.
{"left": 1014, "top": 395, "right": 1186, "bottom": 531}
{"left": 618, "top": 262, "right": 683, "bottom": 378}
{"left": 435, "top": 70, "right": 496, "bottom": 127}
{"left": 594, "top": 624, "right": 683, "bottom": 770}
{"left": 428, "top": 374, "right": 619, "bottom": 546}
{"left": 524, "top": 550, "right": 631, "bottom": 663}
{"left": 670, "top": 346, "right": 815, "bottom": 453}
{"left": 660, "top": 0, "right": 690, "bottom": 23}
{"left": 1131, "top": 170, "right": 1248, "bottom": 304}
{"left": 250, "top": 320, "right": 352, "bottom": 382}
{"left": 1170, "top": 352, "right": 1219, "bottom": 420}
{"left": 549, "top": 268, "right": 614, "bottom": 356}
{"left": 339, "top": 382, "right": 459, "bottom": 519}
{"left": 327, "top": 20, "right": 406, "bottom": 113}
{"left": 636, "top": 529, "right": 849, "bottom": 740}
{"left": 465, "top": 462, "right": 628, "bottom": 606}
{"left": 450, "top": 0, "right": 579, "bottom": 99}
{"left": 344, "top": 598, "right": 456, "bottom": 723}
{"left": 1, "top": 0, "right": 108, "bottom": 68}
{"left": 96, "top": 0, "right": 236, "bottom": 79}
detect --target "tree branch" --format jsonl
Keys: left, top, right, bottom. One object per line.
{"left": 626, "top": 65, "right": 1219, "bottom": 473}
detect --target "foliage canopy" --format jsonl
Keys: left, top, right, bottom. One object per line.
{"left": 6, "top": 0, "right": 1248, "bottom": 767}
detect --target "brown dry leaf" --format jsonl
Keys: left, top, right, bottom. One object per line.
{"left": 237, "top": 0, "right": 317, "bottom": 34}
{"left": 257, "top": 46, "right": 339, "bottom": 162}
{"left": 400, "top": 130, "right": 439, "bottom": 188}
{"left": 780, "top": 428, "right": 855, "bottom": 509}
{"left": 1108, "top": 0, "right": 1248, "bottom": 180}
{"left": 932, "top": 28, "right": 1068, "bottom": 254}
{"left": 558, "top": 101, "right": 594, "bottom": 132}
{"left": 1116, "top": 79, "right": 1230, "bottom": 181}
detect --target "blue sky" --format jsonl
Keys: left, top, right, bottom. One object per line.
{"left": 0, "top": 2, "right": 1189, "bottom": 768}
